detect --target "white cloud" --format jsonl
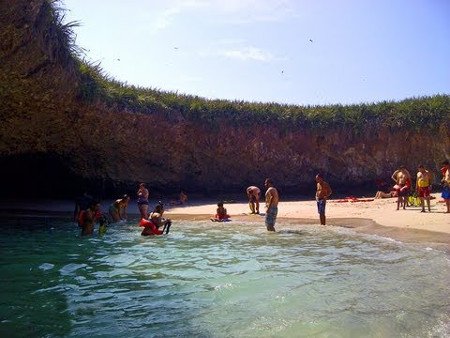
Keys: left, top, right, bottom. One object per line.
{"left": 151, "top": 0, "right": 297, "bottom": 32}
{"left": 221, "top": 46, "right": 274, "bottom": 62}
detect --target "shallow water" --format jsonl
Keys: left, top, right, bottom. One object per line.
{"left": 0, "top": 219, "right": 449, "bottom": 337}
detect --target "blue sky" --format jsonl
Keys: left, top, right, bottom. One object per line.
{"left": 62, "top": 0, "right": 450, "bottom": 106}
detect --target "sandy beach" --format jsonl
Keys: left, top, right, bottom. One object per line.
{"left": 165, "top": 193, "right": 450, "bottom": 248}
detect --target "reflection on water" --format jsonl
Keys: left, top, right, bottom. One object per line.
{"left": 0, "top": 220, "right": 449, "bottom": 337}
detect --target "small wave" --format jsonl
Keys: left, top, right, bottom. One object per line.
{"left": 59, "top": 263, "right": 87, "bottom": 276}
{"left": 38, "top": 263, "right": 55, "bottom": 271}
{"left": 277, "top": 229, "right": 305, "bottom": 235}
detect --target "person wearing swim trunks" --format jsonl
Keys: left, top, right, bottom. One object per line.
{"left": 246, "top": 186, "right": 261, "bottom": 214}
{"left": 264, "top": 178, "right": 279, "bottom": 231}
{"left": 391, "top": 165, "right": 411, "bottom": 210}
{"left": 212, "top": 202, "right": 230, "bottom": 221}
{"left": 315, "top": 174, "right": 332, "bottom": 225}
{"left": 137, "top": 183, "right": 149, "bottom": 219}
{"left": 416, "top": 164, "right": 432, "bottom": 212}
{"left": 440, "top": 160, "right": 450, "bottom": 213}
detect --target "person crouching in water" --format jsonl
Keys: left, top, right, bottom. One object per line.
{"left": 141, "top": 203, "right": 171, "bottom": 236}
{"left": 109, "top": 194, "right": 130, "bottom": 222}
{"left": 212, "top": 202, "right": 230, "bottom": 221}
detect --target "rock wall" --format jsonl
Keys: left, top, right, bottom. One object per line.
{"left": 1, "top": 0, "right": 449, "bottom": 198}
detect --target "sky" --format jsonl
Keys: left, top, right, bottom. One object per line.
{"left": 61, "top": 0, "right": 450, "bottom": 106}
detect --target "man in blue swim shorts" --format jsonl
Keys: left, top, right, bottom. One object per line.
{"left": 264, "top": 178, "right": 279, "bottom": 231}
{"left": 315, "top": 174, "right": 332, "bottom": 225}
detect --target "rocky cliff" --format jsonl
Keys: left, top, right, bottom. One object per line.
{"left": 1, "top": 0, "right": 449, "bottom": 198}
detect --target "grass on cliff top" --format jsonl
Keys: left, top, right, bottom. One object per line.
{"left": 77, "top": 60, "right": 450, "bottom": 131}
{"left": 54, "top": 1, "right": 450, "bottom": 132}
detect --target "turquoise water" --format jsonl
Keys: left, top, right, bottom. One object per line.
{"left": 1, "top": 220, "right": 449, "bottom": 337}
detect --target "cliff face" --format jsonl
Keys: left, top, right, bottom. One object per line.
{"left": 1, "top": 0, "right": 449, "bottom": 198}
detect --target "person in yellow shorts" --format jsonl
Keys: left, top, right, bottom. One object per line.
{"left": 416, "top": 164, "right": 432, "bottom": 212}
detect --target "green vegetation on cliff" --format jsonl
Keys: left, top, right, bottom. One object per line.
{"left": 79, "top": 59, "right": 449, "bottom": 132}
{"left": 0, "top": 0, "right": 449, "bottom": 198}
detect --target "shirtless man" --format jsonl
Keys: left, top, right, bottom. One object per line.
{"left": 264, "top": 178, "right": 279, "bottom": 231}
{"left": 440, "top": 160, "right": 450, "bottom": 213}
{"left": 315, "top": 174, "right": 332, "bottom": 225}
{"left": 391, "top": 165, "right": 411, "bottom": 210}
{"left": 246, "top": 186, "right": 260, "bottom": 214}
{"left": 416, "top": 164, "right": 432, "bottom": 212}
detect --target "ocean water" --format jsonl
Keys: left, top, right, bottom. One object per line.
{"left": 0, "top": 219, "right": 449, "bottom": 337}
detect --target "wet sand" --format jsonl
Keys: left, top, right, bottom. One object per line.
{"left": 166, "top": 193, "right": 450, "bottom": 249}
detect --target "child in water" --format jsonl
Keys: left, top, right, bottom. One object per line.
{"left": 211, "top": 202, "right": 230, "bottom": 222}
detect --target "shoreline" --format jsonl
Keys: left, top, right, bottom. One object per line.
{"left": 1, "top": 194, "right": 449, "bottom": 250}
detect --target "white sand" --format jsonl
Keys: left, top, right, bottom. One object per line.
{"left": 166, "top": 193, "right": 450, "bottom": 246}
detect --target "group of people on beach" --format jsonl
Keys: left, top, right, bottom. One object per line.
{"left": 239, "top": 175, "right": 332, "bottom": 230}
{"left": 376, "top": 160, "right": 450, "bottom": 213}
{"left": 74, "top": 160, "right": 449, "bottom": 236}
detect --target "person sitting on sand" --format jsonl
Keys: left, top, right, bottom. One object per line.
{"left": 170, "top": 191, "right": 188, "bottom": 206}
{"left": 109, "top": 194, "right": 130, "bottom": 222}
{"left": 374, "top": 190, "right": 398, "bottom": 199}
{"left": 246, "top": 186, "right": 260, "bottom": 214}
{"left": 391, "top": 165, "right": 411, "bottom": 210}
{"left": 141, "top": 203, "right": 171, "bottom": 236}
{"left": 179, "top": 191, "right": 188, "bottom": 204}
{"left": 212, "top": 202, "right": 230, "bottom": 222}
{"left": 440, "top": 160, "right": 450, "bottom": 213}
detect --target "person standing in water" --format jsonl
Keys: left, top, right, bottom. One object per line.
{"left": 264, "top": 178, "right": 279, "bottom": 231}
{"left": 78, "top": 200, "right": 101, "bottom": 236}
{"left": 246, "top": 186, "right": 261, "bottom": 214}
{"left": 137, "top": 183, "right": 149, "bottom": 219}
{"left": 315, "top": 174, "right": 332, "bottom": 225}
